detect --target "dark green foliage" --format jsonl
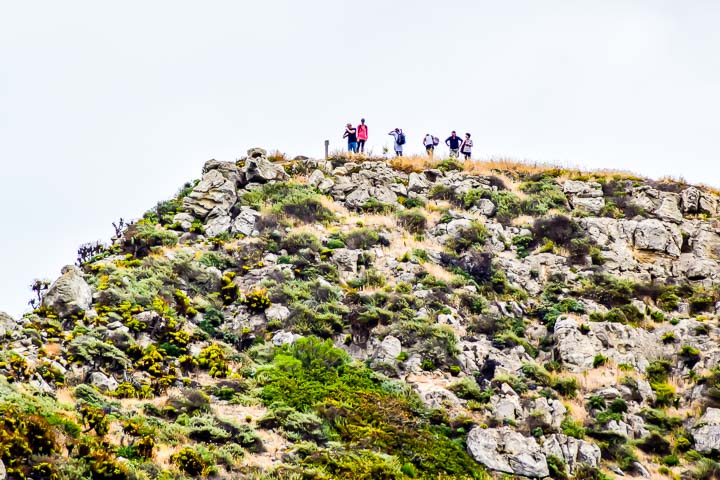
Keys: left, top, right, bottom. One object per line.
{"left": 587, "top": 395, "right": 606, "bottom": 410}
{"left": 342, "top": 228, "right": 381, "bottom": 250}
{"left": 576, "top": 273, "right": 637, "bottom": 308}
{"left": 242, "top": 182, "right": 336, "bottom": 223}
{"left": 257, "top": 337, "right": 485, "bottom": 478}
{"left": 608, "top": 398, "right": 628, "bottom": 414}
{"left": 546, "top": 455, "right": 569, "bottom": 480}
{"left": 680, "top": 344, "right": 701, "bottom": 368}
{"left": 281, "top": 231, "right": 321, "bottom": 254}
{"left": 590, "top": 304, "right": 644, "bottom": 324}
{"left": 171, "top": 447, "right": 208, "bottom": 477}
{"left": 512, "top": 234, "right": 533, "bottom": 258}
{"left": 636, "top": 432, "right": 671, "bottom": 455}
{"left": 551, "top": 376, "right": 579, "bottom": 398}
{"left": 531, "top": 215, "right": 589, "bottom": 264}
{"left": 259, "top": 404, "right": 327, "bottom": 443}
{"left": 447, "top": 377, "right": 492, "bottom": 402}
{"left": 436, "top": 158, "right": 463, "bottom": 172}
{"left": 593, "top": 354, "right": 609, "bottom": 368}
{"left": 121, "top": 223, "right": 178, "bottom": 258}
{"left": 519, "top": 175, "right": 568, "bottom": 214}
{"left": 397, "top": 209, "right": 427, "bottom": 233}
{"left": 445, "top": 221, "right": 488, "bottom": 253}
{"left": 561, "top": 417, "right": 586, "bottom": 439}
{"left": 646, "top": 359, "right": 673, "bottom": 384}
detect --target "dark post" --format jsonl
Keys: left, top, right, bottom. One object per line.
{"left": 324, "top": 140, "right": 329, "bottom": 159}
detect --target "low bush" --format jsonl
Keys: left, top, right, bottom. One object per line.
{"left": 397, "top": 209, "right": 427, "bottom": 234}
{"left": 445, "top": 221, "right": 488, "bottom": 253}
{"left": 281, "top": 231, "right": 321, "bottom": 254}
{"left": 342, "top": 228, "right": 381, "bottom": 250}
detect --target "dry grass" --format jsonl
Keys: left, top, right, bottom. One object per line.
{"left": 565, "top": 396, "right": 589, "bottom": 425}
{"left": 354, "top": 213, "right": 397, "bottom": 229}
{"left": 578, "top": 364, "right": 623, "bottom": 391}
{"left": 422, "top": 262, "right": 456, "bottom": 283}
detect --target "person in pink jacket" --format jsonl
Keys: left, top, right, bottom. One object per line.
{"left": 356, "top": 118, "right": 369, "bottom": 153}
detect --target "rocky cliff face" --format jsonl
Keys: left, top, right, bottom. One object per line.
{"left": 1, "top": 149, "right": 720, "bottom": 479}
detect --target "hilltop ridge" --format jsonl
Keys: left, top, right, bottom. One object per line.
{"left": 2, "top": 148, "right": 720, "bottom": 479}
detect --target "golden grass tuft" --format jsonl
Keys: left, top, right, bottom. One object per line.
{"left": 422, "top": 262, "right": 456, "bottom": 283}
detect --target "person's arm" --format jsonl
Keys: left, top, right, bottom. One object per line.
{"left": 445, "top": 137, "right": 451, "bottom": 146}
{"left": 343, "top": 130, "right": 349, "bottom": 138}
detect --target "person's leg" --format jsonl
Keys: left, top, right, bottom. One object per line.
{"left": 359, "top": 140, "right": 365, "bottom": 153}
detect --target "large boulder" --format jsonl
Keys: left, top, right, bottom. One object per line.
{"left": 633, "top": 219, "right": 682, "bottom": 256}
{"left": 42, "top": 266, "right": 92, "bottom": 318}
{"left": 542, "top": 434, "right": 601, "bottom": 473}
{"left": 693, "top": 408, "right": 720, "bottom": 454}
{"left": 89, "top": 371, "right": 119, "bottom": 392}
{"left": 466, "top": 427, "right": 548, "bottom": 478}
{"left": 563, "top": 180, "right": 605, "bottom": 213}
{"left": 0, "top": 312, "right": 18, "bottom": 337}
{"left": 244, "top": 149, "right": 289, "bottom": 183}
{"left": 231, "top": 207, "right": 261, "bottom": 236}
{"left": 183, "top": 168, "right": 238, "bottom": 219}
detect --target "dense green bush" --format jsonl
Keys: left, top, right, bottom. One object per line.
{"left": 342, "top": 228, "right": 381, "bottom": 250}
{"left": 281, "top": 231, "right": 321, "bottom": 253}
{"left": 242, "top": 182, "right": 336, "bottom": 223}
{"left": 445, "top": 221, "right": 488, "bottom": 253}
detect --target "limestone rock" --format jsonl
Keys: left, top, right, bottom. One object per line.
{"left": 681, "top": 186, "right": 702, "bottom": 213}
{"left": 231, "top": 207, "right": 261, "bottom": 236}
{"left": 42, "top": 266, "right": 93, "bottom": 318}
{"left": 654, "top": 195, "right": 683, "bottom": 224}
{"left": 272, "top": 330, "right": 298, "bottom": 346}
{"left": 542, "top": 434, "right": 601, "bottom": 472}
{"left": 89, "top": 371, "right": 119, "bottom": 392}
{"left": 204, "top": 214, "right": 232, "bottom": 237}
{"left": 466, "top": 427, "right": 548, "bottom": 478}
{"left": 308, "top": 169, "right": 325, "bottom": 187}
{"left": 183, "top": 169, "right": 238, "bottom": 219}
{"left": 172, "top": 212, "right": 195, "bottom": 231}
{"left": 633, "top": 219, "right": 681, "bottom": 256}
{"left": 693, "top": 407, "right": 720, "bottom": 454}
{"left": 0, "top": 312, "right": 18, "bottom": 337}
{"left": 244, "top": 152, "right": 289, "bottom": 183}
{"left": 564, "top": 180, "right": 605, "bottom": 213}
{"left": 265, "top": 305, "right": 290, "bottom": 323}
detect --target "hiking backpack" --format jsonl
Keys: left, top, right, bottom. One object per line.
{"left": 432, "top": 136, "right": 439, "bottom": 146}
{"left": 397, "top": 132, "right": 406, "bottom": 145}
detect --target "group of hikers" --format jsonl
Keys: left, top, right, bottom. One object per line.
{"left": 343, "top": 119, "right": 473, "bottom": 159}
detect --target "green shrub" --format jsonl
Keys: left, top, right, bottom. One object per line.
{"left": 397, "top": 209, "right": 428, "bottom": 234}
{"left": 512, "top": 234, "right": 533, "bottom": 258}
{"left": 171, "top": 447, "right": 209, "bottom": 477}
{"left": 561, "top": 417, "right": 586, "bottom": 439}
{"left": 661, "top": 332, "right": 676, "bottom": 344}
{"left": 551, "top": 376, "right": 579, "bottom": 398}
{"left": 242, "top": 182, "right": 336, "bottom": 223}
{"left": 242, "top": 289, "right": 272, "bottom": 313}
{"left": 646, "top": 359, "right": 673, "bottom": 384}
{"left": 546, "top": 455, "right": 569, "bottom": 480}
{"left": 436, "top": 159, "right": 463, "bottom": 172}
{"left": 281, "top": 231, "right": 321, "bottom": 253}
{"left": 593, "top": 354, "right": 609, "bottom": 368}
{"left": 445, "top": 221, "right": 488, "bottom": 253}
{"left": 342, "top": 228, "right": 381, "bottom": 250}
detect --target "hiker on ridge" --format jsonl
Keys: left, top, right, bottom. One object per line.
{"left": 357, "top": 118, "right": 368, "bottom": 154}
{"left": 423, "top": 133, "right": 438, "bottom": 157}
{"left": 343, "top": 123, "right": 358, "bottom": 153}
{"left": 445, "top": 131, "right": 462, "bottom": 158}
{"left": 388, "top": 128, "right": 405, "bottom": 157}
{"left": 460, "top": 133, "right": 473, "bottom": 160}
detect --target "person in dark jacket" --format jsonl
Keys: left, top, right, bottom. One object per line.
{"left": 445, "top": 131, "right": 462, "bottom": 158}
{"left": 343, "top": 123, "right": 358, "bottom": 153}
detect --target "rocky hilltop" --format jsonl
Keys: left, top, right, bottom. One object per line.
{"left": 2, "top": 148, "right": 720, "bottom": 479}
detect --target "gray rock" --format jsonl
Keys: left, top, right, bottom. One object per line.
{"left": 379, "top": 336, "right": 402, "bottom": 359}
{"left": 476, "top": 198, "right": 496, "bottom": 216}
{"left": 204, "top": 214, "right": 232, "bottom": 237}
{"left": 633, "top": 219, "right": 681, "bottom": 256}
{"left": 654, "top": 196, "right": 683, "bottom": 223}
{"left": 89, "top": 371, "right": 118, "bottom": 392}
{"left": 244, "top": 154, "right": 289, "bottom": 183}
{"left": 542, "top": 434, "right": 601, "bottom": 472}
{"left": 466, "top": 427, "right": 548, "bottom": 478}
{"left": 693, "top": 407, "right": 720, "bottom": 454}
{"left": 231, "top": 207, "right": 261, "bottom": 236}
{"left": 317, "top": 177, "right": 335, "bottom": 193}
{"left": 0, "top": 312, "right": 18, "bottom": 337}
{"left": 272, "top": 330, "right": 298, "bottom": 346}
{"left": 563, "top": 180, "right": 603, "bottom": 197}
{"left": 308, "top": 169, "right": 325, "bottom": 187}
{"left": 330, "top": 248, "right": 360, "bottom": 281}
{"left": 183, "top": 169, "right": 238, "bottom": 219}
{"left": 42, "top": 266, "right": 92, "bottom": 318}
{"left": 572, "top": 196, "right": 605, "bottom": 214}
{"left": 172, "top": 212, "right": 195, "bottom": 231}
{"left": 265, "top": 305, "right": 290, "bottom": 322}
{"left": 408, "top": 172, "right": 431, "bottom": 193}
{"left": 0, "top": 458, "right": 6, "bottom": 480}
{"left": 681, "top": 186, "right": 702, "bottom": 213}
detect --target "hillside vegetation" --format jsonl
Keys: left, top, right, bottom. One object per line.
{"left": 2, "top": 148, "right": 720, "bottom": 479}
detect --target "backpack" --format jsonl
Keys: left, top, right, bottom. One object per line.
{"left": 397, "top": 132, "right": 406, "bottom": 145}
{"left": 432, "top": 136, "right": 439, "bottom": 146}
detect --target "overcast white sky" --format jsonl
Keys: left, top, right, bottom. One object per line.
{"left": 1, "top": 1, "right": 719, "bottom": 317}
